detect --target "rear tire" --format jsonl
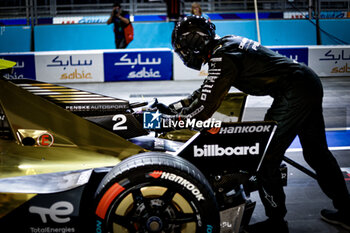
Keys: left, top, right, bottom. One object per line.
{"left": 94, "top": 152, "right": 220, "bottom": 233}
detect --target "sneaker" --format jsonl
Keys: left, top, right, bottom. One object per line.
{"left": 320, "top": 209, "right": 350, "bottom": 230}
{"left": 244, "top": 218, "right": 289, "bottom": 233}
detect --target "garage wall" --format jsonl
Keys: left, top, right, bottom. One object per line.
{"left": 0, "top": 26, "right": 32, "bottom": 52}
{"left": 34, "top": 22, "right": 175, "bottom": 51}
{"left": 214, "top": 19, "right": 350, "bottom": 45}
{"left": 0, "top": 19, "right": 349, "bottom": 53}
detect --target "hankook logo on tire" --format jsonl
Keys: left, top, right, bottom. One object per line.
{"left": 150, "top": 171, "right": 205, "bottom": 201}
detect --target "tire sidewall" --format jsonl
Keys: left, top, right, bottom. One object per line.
{"left": 94, "top": 153, "right": 219, "bottom": 233}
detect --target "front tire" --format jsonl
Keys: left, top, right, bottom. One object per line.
{"left": 94, "top": 152, "right": 220, "bottom": 233}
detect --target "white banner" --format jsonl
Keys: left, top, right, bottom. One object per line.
{"left": 309, "top": 46, "right": 350, "bottom": 77}
{"left": 173, "top": 53, "right": 208, "bottom": 81}
{"left": 53, "top": 16, "right": 109, "bottom": 24}
{"left": 35, "top": 51, "right": 105, "bottom": 83}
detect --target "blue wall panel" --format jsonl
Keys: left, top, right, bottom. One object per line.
{"left": 1, "top": 19, "right": 349, "bottom": 52}
{"left": 215, "top": 20, "right": 258, "bottom": 41}
{"left": 34, "top": 24, "right": 115, "bottom": 51}
{"left": 215, "top": 19, "right": 318, "bottom": 45}
{"left": 127, "top": 22, "right": 175, "bottom": 49}
{"left": 34, "top": 22, "right": 175, "bottom": 51}
{"left": 260, "top": 20, "right": 317, "bottom": 45}
{"left": 0, "top": 26, "right": 32, "bottom": 52}
{"left": 212, "top": 19, "right": 350, "bottom": 46}
{"left": 319, "top": 19, "right": 350, "bottom": 45}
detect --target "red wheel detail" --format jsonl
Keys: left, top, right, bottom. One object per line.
{"left": 149, "top": 170, "right": 163, "bottom": 178}
{"left": 96, "top": 182, "right": 125, "bottom": 219}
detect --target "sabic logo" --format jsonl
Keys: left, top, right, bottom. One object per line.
{"left": 60, "top": 69, "right": 92, "bottom": 80}
{"left": 128, "top": 67, "right": 161, "bottom": 78}
{"left": 194, "top": 143, "right": 259, "bottom": 157}
{"left": 331, "top": 63, "right": 350, "bottom": 74}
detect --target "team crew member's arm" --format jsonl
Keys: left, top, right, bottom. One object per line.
{"left": 107, "top": 8, "right": 130, "bottom": 25}
{"left": 107, "top": 8, "right": 116, "bottom": 25}
{"left": 172, "top": 54, "right": 238, "bottom": 121}
{"left": 118, "top": 14, "right": 130, "bottom": 24}
{"left": 168, "top": 89, "right": 201, "bottom": 113}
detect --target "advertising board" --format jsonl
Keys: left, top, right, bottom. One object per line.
{"left": 104, "top": 49, "right": 172, "bottom": 81}
{"left": 269, "top": 47, "right": 309, "bottom": 65}
{"left": 0, "top": 53, "right": 36, "bottom": 80}
{"left": 35, "top": 51, "right": 104, "bottom": 83}
{"left": 284, "top": 11, "right": 348, "bottom": 19}
{"left": 173, "top": 46, "right": 309, "bottom": 80}
{"left": 53, "top": 16, "right": 109, "bottom": 24}
{"left": 173, "top": 53, "right": 208, "bottom": 81}
{"left": 1, "top": 45, "right": 349, "bottom": 83}
{"left": 309, "top": 46, "right": 350, "bottom": 76}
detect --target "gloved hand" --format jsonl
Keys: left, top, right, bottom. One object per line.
{"left": 148, "top": 98, "right": 177, "bottom": 115}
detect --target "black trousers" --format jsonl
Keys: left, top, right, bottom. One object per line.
{"left": 115, "top": 36, "right": 127, "bottom": 49}
{"left": 258, "top": 65, "right": 350, "bottom": 219}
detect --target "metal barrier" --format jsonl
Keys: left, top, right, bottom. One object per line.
{"left": 0, "top": 0, "right": 349, "bottom": 23}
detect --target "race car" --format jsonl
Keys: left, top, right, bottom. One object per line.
{"left": 0, "top": 59, "right": 288, "bottom": 233}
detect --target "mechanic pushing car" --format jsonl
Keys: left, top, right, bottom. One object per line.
{"left": 160, "top": 15, "right": 350, "bottom": 233}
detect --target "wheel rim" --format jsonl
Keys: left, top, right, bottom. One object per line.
{"left": 107, "top": 185, "right": 197, "bottom": 233}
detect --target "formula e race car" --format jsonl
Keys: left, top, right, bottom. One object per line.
{"left": 0, "top": 60, "right": 292, "bottom": 233}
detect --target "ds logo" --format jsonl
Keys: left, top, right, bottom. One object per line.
{"left": 29, "top": 201, "right": 74, "bottom": 223}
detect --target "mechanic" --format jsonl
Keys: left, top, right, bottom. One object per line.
{"left": 162, "top": 15, "right": 350, "bottom": 233}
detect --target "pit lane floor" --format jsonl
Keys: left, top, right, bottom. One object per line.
{"left": 66, "top": 76, "right": 350, "bottom": 233}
